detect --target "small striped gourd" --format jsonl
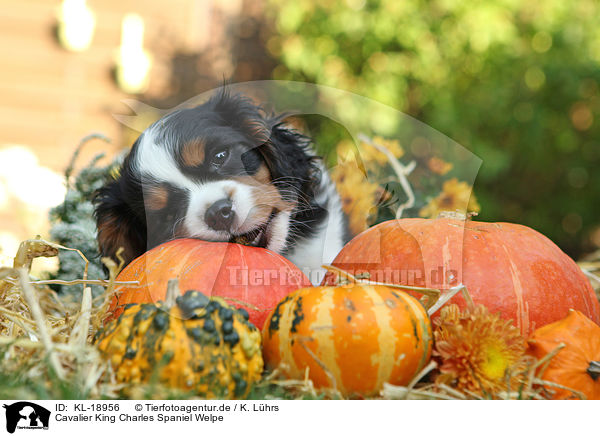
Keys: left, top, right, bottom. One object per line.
{"left": 261, "top": 284, "right": 432, "bottom": 397}
{"left": 95, "top": 290, "right": 263, "bottom": 399}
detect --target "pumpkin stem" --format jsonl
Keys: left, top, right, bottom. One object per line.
{"left": 436, "top": 211, "right": 478, "bottom": 221}
{"left": 322, "top": 264, "right": 442, "bottom": 310}
{"left": 324, "top": 265, "right": 478, "bottom": 315}
{"left": 322, "top": 265, "right": 359, "bottom": 285}
{"left": 588, "top": 361, "right": 600, "bottom": 381}
{"left": 437, "top": 211, "right": 467, "bottom": 220}
{"left": 165, "top": 279, "right": 180, "bottom": 309}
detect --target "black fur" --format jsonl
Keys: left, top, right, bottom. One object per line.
{"left": 93, "top": 148, "right": 147, "bottom": 265}
{"left": 93, "top": 91, "right": 336, "bottom": 267}
{"left": 266, "top": 122, "right": 328, "bottom": 246}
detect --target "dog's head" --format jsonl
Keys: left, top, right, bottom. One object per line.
{"left": 94, "top": 91, "right": 320, "bottom": 265}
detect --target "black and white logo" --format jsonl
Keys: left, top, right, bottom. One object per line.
{"left": 2, "top": 402, "right": 50, "bottom": 433}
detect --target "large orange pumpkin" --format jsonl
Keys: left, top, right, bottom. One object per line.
{"left": 107, "top": 239, "right": 311, "bottom": 328}
{"left": 261, "top": 284, "right": 432, "bottom": 397}
{"left": 528, "top": 310, "right": 600, "bottom": 400}
{"left": 322, "top": 217, "right": 600, "bottom": 336}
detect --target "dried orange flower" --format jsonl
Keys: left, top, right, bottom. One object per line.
{"left": 331, "top": 161, "right": 380, "bottom": 234}
{"left": 433, "top": 304, "right": 528, "bottom": 396}
{"left": 419, "top": 178, "right": 480, "bottom": 218}
{"left": 427, "top": 157, "right": 453, "bottom": 175}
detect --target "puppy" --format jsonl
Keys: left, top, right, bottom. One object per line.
{"left": 93, "top": 91, "right": 350, "bottom": 283}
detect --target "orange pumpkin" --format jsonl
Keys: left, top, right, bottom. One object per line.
{"left": 261, "top": 284, "right": 432, "bottom": 397}
{"left": 107, "top": 239, "right": 311, "bottom": 328}
{"left": 322, "top": 218, "right": 600, "bottom": 336}
{"left": 528, "top": 310, "right": 600, "bottom": 400}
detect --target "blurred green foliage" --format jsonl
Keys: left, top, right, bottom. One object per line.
{"left": 265, "top": 0, "right": 600, "bottom": 257}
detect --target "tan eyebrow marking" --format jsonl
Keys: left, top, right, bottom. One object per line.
{"left": 253, "top": 164, "right": 271, "bottom": 184}
{"left": 181, "top": 138, "right": 206, "bottom": 167}
{"left": 145, "top": 185, "right": 169, "bottom": 210}
{"left": 235, "top": 164, "right": 271, "bottom": 186}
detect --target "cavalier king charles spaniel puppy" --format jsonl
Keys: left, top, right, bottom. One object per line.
{"left": 93, "top": 91, "right": 350, "bottom": 283}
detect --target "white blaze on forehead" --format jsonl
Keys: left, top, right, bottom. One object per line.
{"left": 134, "top": 128, "right": 199, "bottom": 191}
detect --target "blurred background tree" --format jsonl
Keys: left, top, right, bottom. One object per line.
{"left": 263, "top": 0, "right": 600, "bottom": 258}
{"left": 1, "top": 0, "right": 599, "bottom": 268}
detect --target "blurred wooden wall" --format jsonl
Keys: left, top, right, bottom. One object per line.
{"left": 0, "top": 0, "right": 252, "bottom": 172}
{"left": 0, "top": 0, "right": 275, "bottom": 261}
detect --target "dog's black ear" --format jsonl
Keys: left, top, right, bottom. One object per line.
{"left": 93, "top": 172, "right": 147, "bottom": 267}
{"left": 263, "top": 121, "right": 321, "bottom": 202}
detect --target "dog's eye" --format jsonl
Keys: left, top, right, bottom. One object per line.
{"left": 210, "top": 149, "right": 229, "bottom": 167}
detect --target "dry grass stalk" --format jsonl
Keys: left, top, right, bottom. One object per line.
{"left": 0, "top": 237, "right": 125, "bottom": 398}
{"left": 381, "top": 361, "right": 438, "bottom": 400}
{"left": 357, "top": 133, "right": 416, "bottom": 219}
{"left": 257, "top": 365, "right": 341, "bottom": 399}
{"left": 68, "top": 287, "right": 92, "bottom": 348}
{"left": 17, "top": 268, "right": 65, "bottom": 379}
{"left": 1, "top": 232, "right": 594, "bottom": 399}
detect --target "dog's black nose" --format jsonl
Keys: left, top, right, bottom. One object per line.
{"left": 205, "top": 199, "right": 235, "bottom": 231}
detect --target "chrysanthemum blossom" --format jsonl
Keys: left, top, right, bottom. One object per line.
{"left": 433, "top": 304, "right": 528, "bottom": 396}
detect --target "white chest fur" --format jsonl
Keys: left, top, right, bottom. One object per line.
{"left": 285, "top": 171, "right": 346, "bottom": 285}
